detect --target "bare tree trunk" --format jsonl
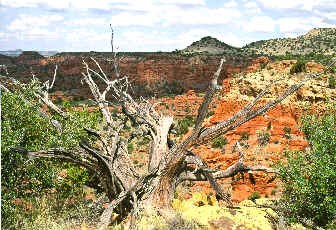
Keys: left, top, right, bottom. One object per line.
{"left": 148, "top": 116, "right": 173, "bottom": 172}
{"left": 150, "top": 163, "right": 182, "bottom": 207}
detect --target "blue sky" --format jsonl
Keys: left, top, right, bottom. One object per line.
{"left": 0, "top": 0, "right": 335, "bottom": 52}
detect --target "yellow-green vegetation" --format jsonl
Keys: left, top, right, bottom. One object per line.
{"left": 182, "top": 36, "right": 241, "bottom": 55}
{"left": 172, "top": 192, "right": 276, "bottom": 229}
{"left": 4, "top": 194, "right": 103, "bottom": 230}
{"left": 290, "top": 59, "right": 307, "bottom": 74}
{"left": 277, "top": 110, "right": 336, "bottom": 228}
{"left": 1, "top": 84, "right": 103, "bottom": 229}
{"left": 243, "top": 28, "right": 336, "bottom": 56}
{"left": 176, "top": 115, "right": 195, "bottom": 135}
{"left": 211, "top": 136, "right": 228, "bottom": 149}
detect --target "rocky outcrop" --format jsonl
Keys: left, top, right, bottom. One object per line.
{"left": 151, "top": 60, "right": 334, "bottom": 202}
{"left": 0, "top": 54, "right": 14, "bottom": 65}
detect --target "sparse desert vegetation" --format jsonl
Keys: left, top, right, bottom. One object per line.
{"left": 1, "top": 27, "right": 336, "bottom": 230}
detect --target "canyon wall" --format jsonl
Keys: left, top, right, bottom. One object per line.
{"left": 1, "top": 52, "right": 267, "bottom": 99}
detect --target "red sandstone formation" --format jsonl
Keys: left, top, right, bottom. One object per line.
{"left": 2, "top": 52, "right": 331, "bottom": 203}
{"left": 2, "top": 53, "right": 269, "bottom": 99}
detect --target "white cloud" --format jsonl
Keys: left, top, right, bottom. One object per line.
{"left": 256, "top": 0, "right": 317, "bottom": 11}
{"left": 111, "top": 6, "right": 241, "bottom": 27}
{"left": 62, "top": 28, "right": 110, "bottom": 51}
{"left": 66, "top": 29, "right": 108, "bottom": 42}
{"left": 243, "top": 1, "right": 261, "bottom": 14}
{"left": 157, "top": 0, "right": 205, "bottom": 5}
{"left": 314, "top": 9, "right": 336, "bottom": 21}
{"left": 67, "top": 18, "right": 107, "bottom": 26}
{"left": 68, "top": 0, "right": 114, "bottom": 10}
{"left": 1, "top": 0, "right": 40, "bottom": 8}
{"left": 164, "top": 7, "right": 241, "bottom": 26}
{"left": 6, "top": 14, "right": 64, "bottom": 40}
{"left": 1, "top": 0, "right": 205, "bottom": 10}
{"left": 256, "top": 0, "right": 336, "bottom": 12}
{"left": 41, "top": 1, "right": 69, "bottom": 9}
{"left": 0, "top": 32, "right": 7, "bottom": 41}
{"left": 223, "top": 0, "right": 238, "bottom": 8}
{"left": 1, "top": 0, "right": 69, "bottom": 9}
{"left": 2, "top": 0, "right": 335, "bottom": 51}
{"left": 111, "top": 12, "right": 161, "bottom": 26}
{"left": 241, "top": 16, "right": 276, "bottom": 32}
{"left": 7, "top": 15, "right": 64, "bottom": 31}
{"left": 277, "top": 16, "right": 332, "bottom": 33}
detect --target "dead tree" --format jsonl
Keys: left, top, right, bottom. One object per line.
{"left": 4, "top": 32, "right": 335, "bottom": 228}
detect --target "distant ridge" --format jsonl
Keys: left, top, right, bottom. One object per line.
{"left": 1, "top": 28, "right": 335, "bottom": 57}
{"left": 243, "top": 28, "right": 336, "bottom": 56}
{"left": 182, "top": 28, "right": 336, "bottom": 56}
{"left": 0, "top": 50, "right": 58, "bottom": 57}
{"left": 182, "top": 36, "right": 241, "bottom": 55}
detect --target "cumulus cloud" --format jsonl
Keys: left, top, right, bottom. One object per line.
{"left": 164, "top": 7, "right": 241, "bottom": 26}
{"left": 223, "top": 0, "right": 238, "bottom": 8}
{"left": 157, "top": 0, "right": 205, "bottom": 6}
{"left": 277, "top": 16, "right": 332, "bottom": 33}
{"left": 0, "top": 32, "right": 6, "bottom": 39}
{"left": 67, "top": 18, "right": 107, "bottom": 26}
{"left": 241, "top": 16, "right": 276, "bottom": 33}
{"left": 0, "top": 0, "right": 205, "bottom": 10}
{"left": 243, "top": 1, "right": 261, "bottom": 14}
{"left": 1, "top": 0, "right": 69, "bottom": 9}
{"left": 257, "top": 0, "right": 336, "bottom": 13}
{"left": 111, "top": 5, "right": 241, "bottom": 27}
{"left": 7, "top": 15, "right": 64, "bottom": 31}
{"left": 1, "top": 0, "right": 335, "bottom": 51}
{"left": 111, "top": 11, "right": 161, "bottom": 26}
{"left": 256, "top": 0, "right": 317, "bottom": 11}
{"left": 7, "top": 14, "right": 64, "bottom": 40}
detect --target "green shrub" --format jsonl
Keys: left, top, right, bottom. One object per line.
{"left": 211, "top": 136, "right": 228, "bottom": 149}
{"left": 329, "top": 75, "right": 336, "bottom": 89}
{"left": 290, "top": 59, "right": 307, "bottom": 74}
{"left": 260, "top": 62, "right": 267, "bottom": 69}
{"left": 283, "top": 126, "right": 291, "bottom": 134}
{"left": 267, "top": 121, "right": 272, "bottom": 130}
{"left": 207, "top": 110, "right": 215, "bottom": 118}
{"left": 283, "top": 126, "right": 291, "bottom": 139}
{"left": 138, "top": 137, "right": 151, "bottom": 146}
{"left": 176, "top": 115, "right": 194, "bottom": 135}
{"left": 257, "top": 132, "right": 271, "bottom": 145}
{"left": 248, "top": 192, "right": 261, "bottom": 202}
{"left": 277, "top": 112, "right": 336, "bottom": 227}
{"left": 1, "top": 83, "right": 102, "bottom": 229}
{"left": 127, "top": 143, "right": 134, "bottom": 154}
{"left": 54, "top": 97, "right": 63, "bottom": 105}
{"left": 240, "top": 132, "right": 250, "bottom": 140}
